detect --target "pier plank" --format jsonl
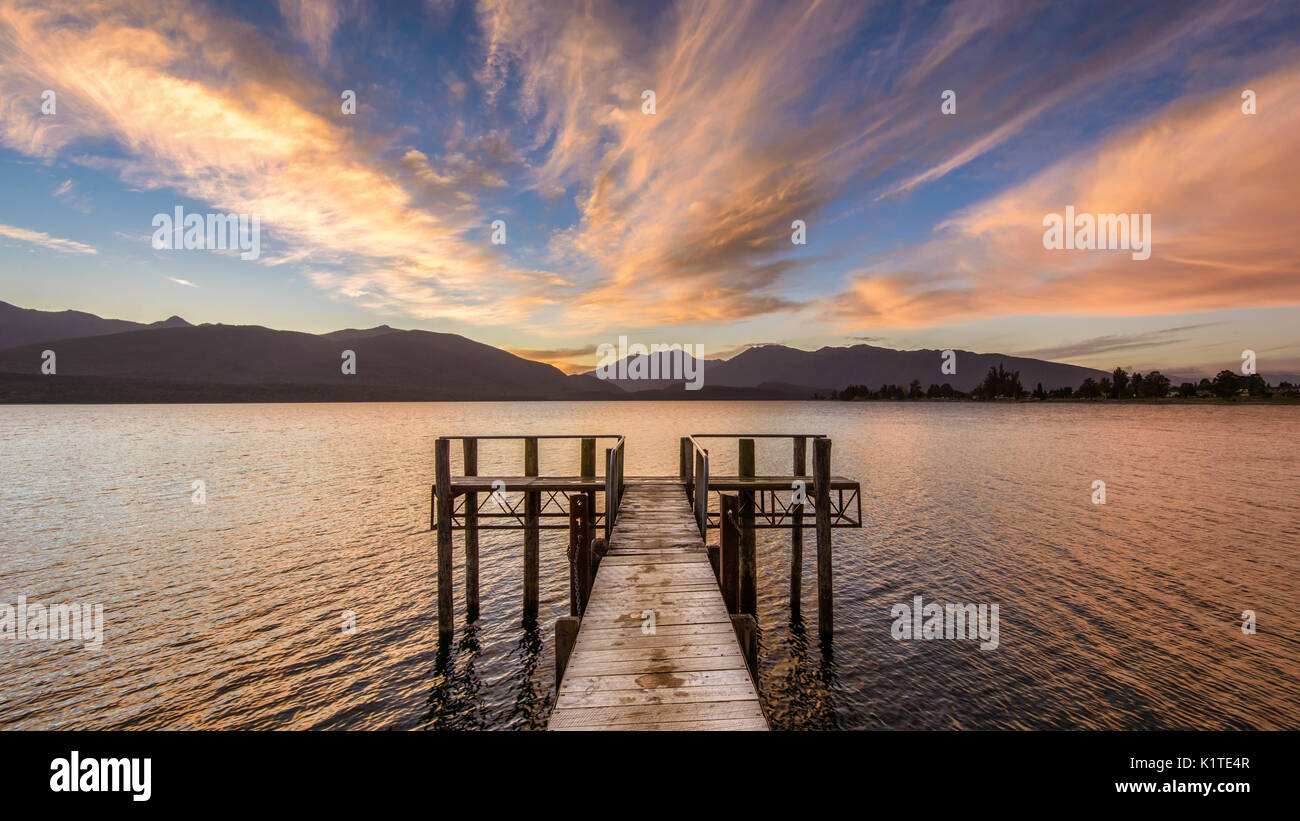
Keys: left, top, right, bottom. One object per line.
{"left": 548, "top": 482, "right": 767, "bottom": 731}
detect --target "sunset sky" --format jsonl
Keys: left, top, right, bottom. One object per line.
{"left": 1, "top": 0, "right": 1297, "bottom": 378}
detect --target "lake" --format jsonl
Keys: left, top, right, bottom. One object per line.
{"left": 1, "top": 401, "right": 1297, "bottom": 729}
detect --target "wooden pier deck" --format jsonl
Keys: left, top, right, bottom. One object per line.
{"left": 548, "top": 480, "right": 768, "bottom": 731}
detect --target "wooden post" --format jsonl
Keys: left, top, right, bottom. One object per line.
{"left": 738, "top": 438, "right": 756, "bottom": 617}
{"left": 435, "top": 437, "right": 453, "bottom": 640}
{"left": 791, "top": 436, "right": 806, "bottom": 618}
{"left": 679, "top": 437, "right": 690, "bottom": 481}
{"left": 693, "top": 449, "right": 707, "bottom": 539}
{"left": 591, "top": 537, "right": 607, "bottom": 584}
{"left": 569, "top": 494, "right": 592, "bottom": 616}
{"left": 731, "top": 613, "right": 758, "bottom": 679}
{"left": 719, "top": 493, "right": 740, "bottom": 614}
{"left": 614, "top": 443, "right": 624, "bottom": 505}
{"left": 814, "top": 436, "right": 833, "bottom": 642}
{"left": 684, "top": 438, "right": 694, "bottom": 499}
{"left": 555, "top": 616, "right": 581, "bottom": 689}
{"left": 581, "top": 437, "right": 596, "bottom": 534}
{"left": 604, "top": 447, "right": 614, "bottom": 539}
{"left": 463, "top": 438, "right": 479, "bottom": 622}
{"left": 523, "top": 436, "right": 539, "bottom": 622}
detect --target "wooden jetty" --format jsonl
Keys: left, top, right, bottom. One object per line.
{"left": 549, "top": 480, "right": 766, "bottom": 730}
{"left": 431, "top": 434, "right": 861, "bottom": 730}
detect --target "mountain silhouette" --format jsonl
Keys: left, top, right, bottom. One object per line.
{"left": 0, "top": 300, "right": 192, "bottom": 349}
{"left": 705, "top": 344, "right": 1109, "bottom": 393}
{"left": 0, "top": 301, "right": 1124, "bottom": 401}
{"left": 0, "top": 312, "right": 617, "bottom": 401}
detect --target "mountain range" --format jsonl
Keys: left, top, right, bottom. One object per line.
{"left": 585, "top": 347, "right": 1111, "bottom": 395}
{"left": 0, "top": 300, "right": 1116, "bottom": 402}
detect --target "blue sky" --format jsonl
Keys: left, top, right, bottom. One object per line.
{"left": 1, "top": 0, "right": 1298, "bottom": 378}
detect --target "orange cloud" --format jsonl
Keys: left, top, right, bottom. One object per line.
{"left": 831, "top": 66, "right": 1300, "bottom": 326}
{"left": 0, "top": 0, "right": 541, "bottom": 323}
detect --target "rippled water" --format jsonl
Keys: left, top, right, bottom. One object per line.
{"left": 1, "top": 401, "right": 1297, "bottom": 730}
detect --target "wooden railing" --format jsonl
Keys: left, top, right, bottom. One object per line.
{"left": 679, "top": 433, "right": 839, "bottom": 639}
{"left": 432, "top": 434, "right": 624, "bottom": 639}
{"left": 683, "top": 435, "right": 710, "bottom": 539}
{"left": 604, "top": 436, "right": 625, "bottom": 539}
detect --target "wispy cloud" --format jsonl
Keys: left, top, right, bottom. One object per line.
{"left": 166, "top": 276, "right": 198, "bottom": 288}
{"left": 829, "top": 65, "right": 1300, "bottom": 327}
{"left": 1015, "top": 324, "right": 1221, "bottom": 361}
{"left": 51, "top": 178, "right": 92, "bottom": 212}
{"left": 276, "top": 0, "right": 355, "bottom": 65}
{"left": 0, "top": 0, "right": 544, "bottom": 324}
{"left": 474, "top": 0, "right": 1293, "bottom": 330}
{"left": 0, "top": 222, "right": 96, "bottom": 254}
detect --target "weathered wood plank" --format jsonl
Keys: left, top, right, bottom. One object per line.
{"left": 560, "top": 669, "right": 755, "bottom": 692}
{"left": 550, "top": 699, "right": 765, "bottom": 729}
{"left": 552, "top": 717, "right": 769, "bottom": 731}
{"left": 548, "top": 482, "right": 766, "bottom": 731}
{"left": 556, "top": 684, "right": 761, "bottom": 709}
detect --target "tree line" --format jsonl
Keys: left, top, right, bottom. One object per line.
{"left": 825, "top": 364, "right": 1297, "bottom": 401}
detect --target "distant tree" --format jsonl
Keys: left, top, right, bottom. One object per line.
{"left": 978, "top": 363, "right": 1023, "bottom": 399}
{"left": 1244, "top": 373, "right": 1269, "bottom": 396}
{"left": 1111, "top": 368, "right": 1129, "bottom": 399}
{"left": 1177, "top": 382, "right": 1197, "bottom": 398}
{"left": 940, "top": 383, "right": 955, "bottom": 398}
{"left": 1032, "top": 381, "right": 1046, "bottom": 400}
{"left": 1197, "top": 377, "right": 1213, "bottom": 395}
{"left": 1141, "top": 370, "right": 1171, "bottom": 398}
{"left": 1211, "top": 370, "right": 1242, "bottom": 398}
{"left": 1077, "top": 377, "right": 1101, "bottom": 399}
{"left": 1098, "top": 376, "right": 1113, "bottom": 398}
{"left": 1130, "top": 372, "right": 1145, "bottom": 398}
{"left": 926, "top": 383, "right": 941, "bottom": 398}
{"left": 908, "top": 379, "right": 924, "bottom": 398}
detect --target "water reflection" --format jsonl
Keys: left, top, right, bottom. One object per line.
{"left": 2, "top": 402, "right": 1297, "bottom": 730}
{"left": 423, "top": 624, "right": 489, "bottom": 730}
{"left": 505, "top": 624, "right": 549, "bottom": 730}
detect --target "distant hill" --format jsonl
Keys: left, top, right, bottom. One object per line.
{"left": 704, "top": 344, "right": 1110, "bottom": 392}
{"left": 0, "top": 319, "right": 620, "bottom": 401}
{"left": 0, "top": 300, "right": 191, "bottom": 349}
{"left": 587, "top": 343, "right": 1108, "bottom": 393}
{"left": 0, "top": 300, "right": 1156, "bottom": 402}
{"left": 581, "top": 349, "right": 724, "bottom": 391}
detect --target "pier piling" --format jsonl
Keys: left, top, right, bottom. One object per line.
{"left": 435, "top": 437, "right": 453, "bottom": 640}
{"left": 581, "top": 437, "right": 596, "bottom": 535}
{"left": 720, "top": 493, "right": 740, "bottom": 614}
{"left": 569, "top": 494, "right": 592, "bottom": 616}
{"left": 738, "top": 438, "right": 757, "bottom": 617}
{"left": 555, "top": 616, "right": 580, "bottom": 689}
{"left": 463, "top": 437, "right": 479, "bottom": 622}
{"left": 814, "top": 436, "right": 833, "bottom": 641}
{"left": 791, "top": 436, "right": 805, "bottom": 617}
{"left": 524, "top": 437, "right": 539, "bottom": 622}
{"left": 731, "top": 613, "right": 759, "bottom": 678}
